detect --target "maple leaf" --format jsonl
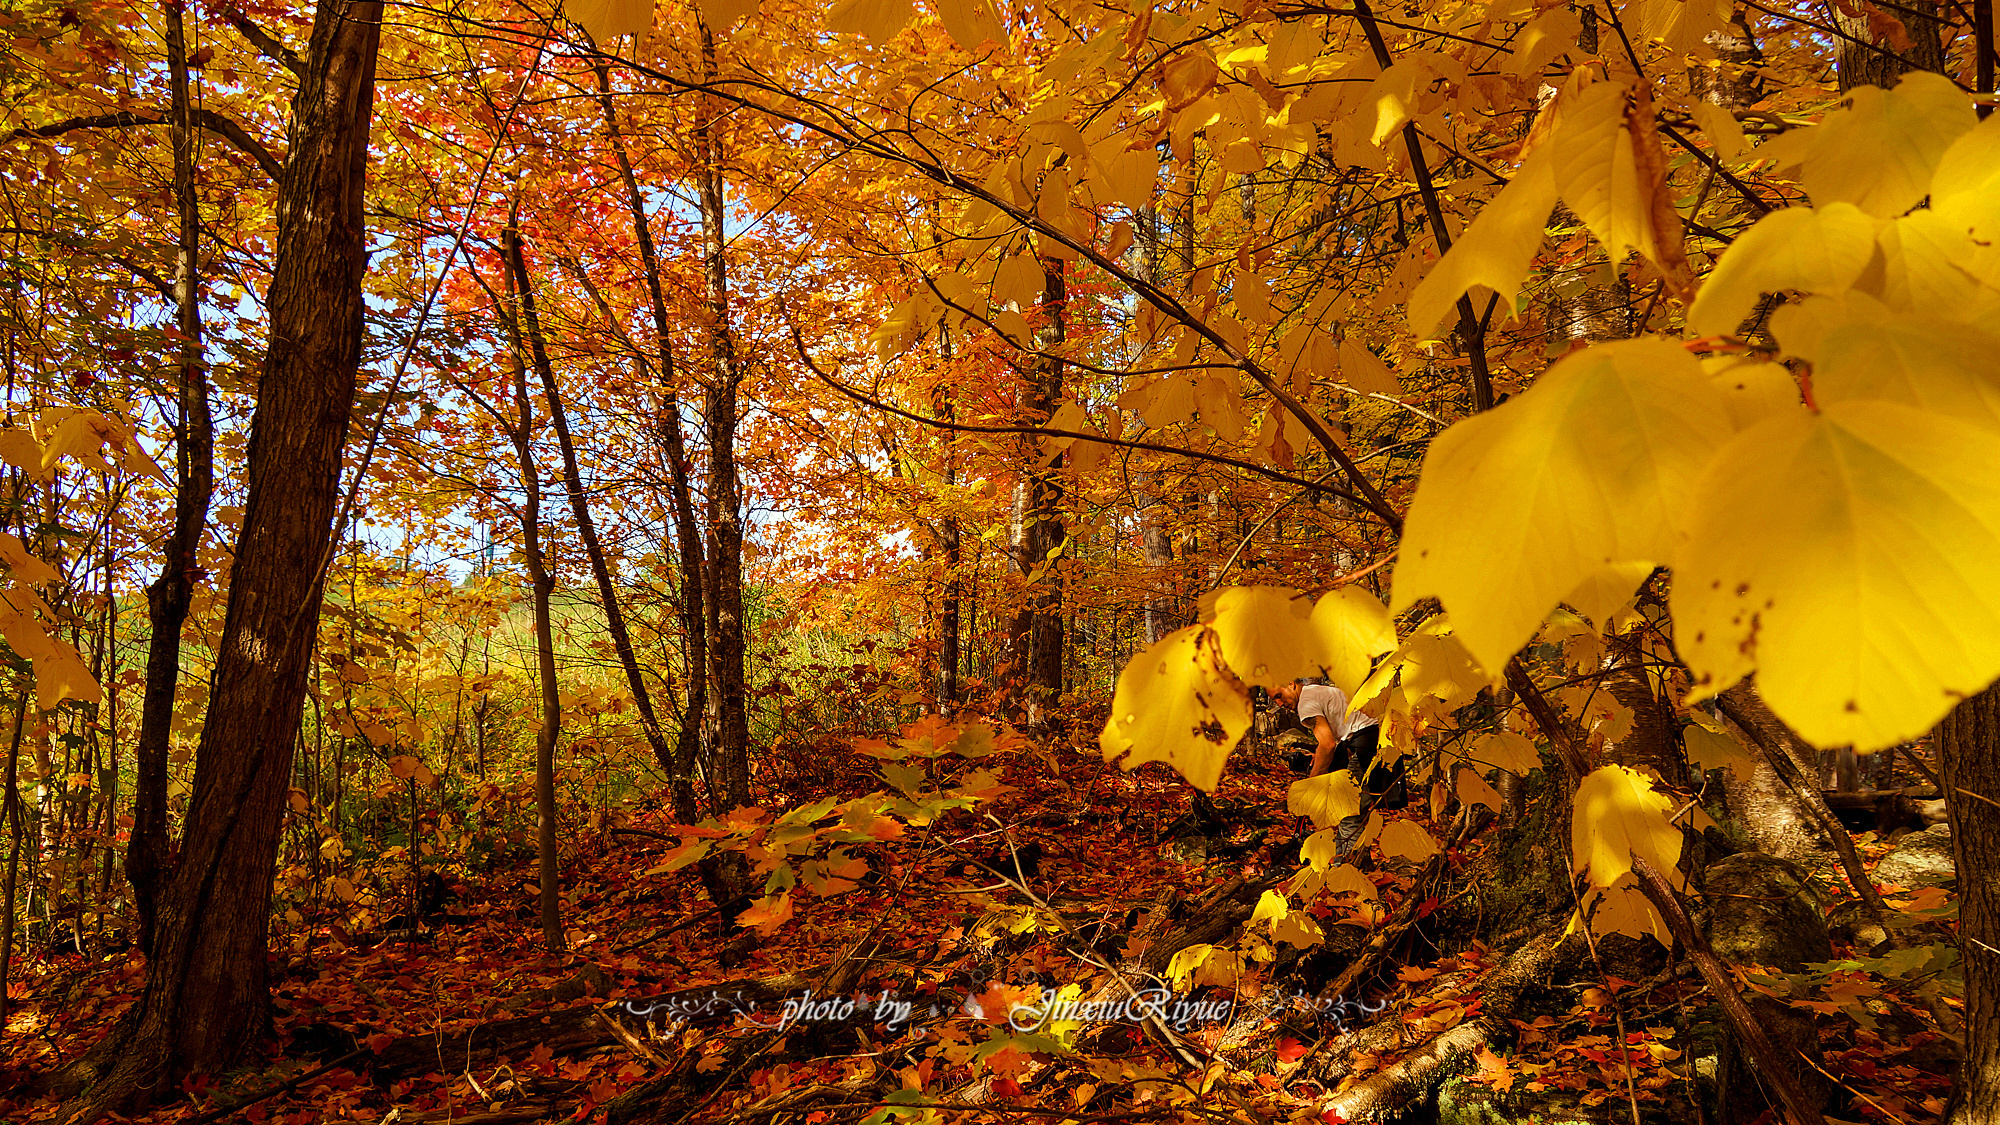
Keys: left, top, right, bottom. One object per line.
{"left": 1276, "top": 1037, "right": 1310, "bottom": 1064}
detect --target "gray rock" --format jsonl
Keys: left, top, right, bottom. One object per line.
{"left": 1875, "top": 823, "right": 1955, "bottom": 890}
{"left": 1703, "top": 853, "right": 1832, "bottom": 972}
{"left": 1826, "top": 900, "right": 1890, "bottom": 955}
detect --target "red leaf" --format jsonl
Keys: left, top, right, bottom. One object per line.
{"left": 1276, "top": 1037, "right": 1310, "bottom": 1064}
{"left": 992, "top": 1077, "right": 1023, "bottom": 1097}
{"left": 1414, "top": 895, "right": 1442, "bottom": 919}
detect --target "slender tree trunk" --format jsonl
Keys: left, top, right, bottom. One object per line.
{"left": 128, "top": 0, "right": 217, "bottom": 958}
{"left": 1, "top": 695, "right": 26, "bottom": 1033}
{"left": 694, "top": 22, "right": 752, "bottom": 945}
{"left": 937, "top": 372, "right": 961, "bottom": 708}
{"left": 55, "top": 1, "right": 381, "bottom": 1110}
{"left": 592, "top": 63, "right": 705, "bottom": 821}
{"left": 1942, "top": 683, "right": 2000, "bottom": 1125}
{"left": 498, "top": 238, "right": 566, "bottom": 956}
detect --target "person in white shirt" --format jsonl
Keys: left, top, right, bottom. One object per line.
{"left": 1271, "top": 680, "right": 1380, "bottom": 778}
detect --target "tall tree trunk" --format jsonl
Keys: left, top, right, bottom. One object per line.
{"left": 592, "top": 62, "right": 705, "bottom": 821}
{"left": 1010, "top": 257, "right": 1067, "bottom": 725}
{"left": 55, "top": 0, "right": 381, "bottom": 1110}
{"left": 694, "top": 21, "right": 752, "bottom": 946}
{"left": 499, "top": 232, "right": 567, "bottom": 956}
{"left": 128, "top": 0, "right": 216, "bottom": 958}
{"left": 1942, "top": 682, "right": 2000, "bottom": 1125}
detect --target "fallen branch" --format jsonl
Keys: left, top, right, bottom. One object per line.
{"left": 1630, "top": 856, "right": 1826, "bottom": 1125}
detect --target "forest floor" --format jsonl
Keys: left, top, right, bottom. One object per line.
{"left": 0, "top": 731, "right": 1962, "bottom": 1125}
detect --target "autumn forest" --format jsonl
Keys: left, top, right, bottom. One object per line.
{"left": 0, "top": 0, "right": 1998, "bottom": 1122}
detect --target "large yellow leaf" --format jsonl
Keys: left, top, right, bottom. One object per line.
{"left": 1571, "top": 765, "right": 1680, "bottom": 890}
{"left": 1310, "top": 587, "right": 1397, "bottom": 695}
{"left": 1406, "top": 146, "right": 1557, "bottom": 339}
{"left": 1288, "top": 769, "right": 1361, "bottom": 830}
{"left": 827, "top": 0, "right": 911, "bottom": 39}
{"left": 1336, "top": 337, "right": 1400, "bottom": 394}
{"left": 1378, "top": 820, "right": 1440, "bottom": 862}
{"left": 1392, "top": 339, "right": 1731, "bottom": 673}
{"left": 1685, "top": 204, "right": 1877, "bottom": 338}
{"left": 1874, "top": 210, "right": 1987, "bottom": 311}
{"left": 1930, "top": 115, "right": 2000, "bottom": 284}
{"left": 934, "top": 0, "right": 1004, "bottom": 51}
{"left": 1470, "top": 730, "right": 1541, "bottom": 775}
{"left": 1101, "top": 626, "right": 1253, "bottom": 791}
{"left": 1553, "top": 80, "right": 1653, "bottom": 267}
{"left": 1209, "top": 585, "right": 1320, "bottom": 689}
{"left": 1673, "top": 402, "right": 2000, "bottom": 748}
{"left": 1574, "top": 878, "right": 1670, "bottom": 945}
{"left": 1097, "top": 143, "right": 1161, "bottom": 211}
{"left": 698, "top": 0, "right": 760, "bottom": 29}
{"left": 1682, "top": 713, "right": 1753, "bottom": 774}
{"left": 1456, "top": 767, "right": 1505, "bottom": 813}
{"left": 32, "top": 636, "right": 101, "bottom": 711}
{"left": 1366, "top": 62, "right": 1419, "bottom": 145}
{"left": 1808, "top": 313, "right": 2000, "bottom": 432}
{"left": 566, "top": 0, "right": 654, "bottom": 41}
{"left": 1800, "top": 71, "right": 1974, "bottom": 218}
{"left": 0, "top": 533, "right": 58, "bottom": 585}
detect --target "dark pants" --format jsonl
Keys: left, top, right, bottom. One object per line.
{"left": 1333, "top": 725, "right": 1406, "bottom": 858}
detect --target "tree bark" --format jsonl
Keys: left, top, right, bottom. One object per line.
{"left": 693, "top": 22, "right": 752, "bottom": 946}
{"left": 1834, "top": 0, "right": 1946, "bottom": 91}
{"left": 1941, "top": 682, "right": 2000, "bottom": 1125}
{"left": 1009, "top": 257, "right": 1067, "bottom": 725}
{"left": 55, "top": 0, "right": 381, "bottom": 1110}
{"left": 592, "top": 62, "right": 705, "bottom": 821}
{"left": 129, "top": 0, "right": 217, "bottom": 959}
{"left": 498, "top": 233, "right": 566, "bottom": 956}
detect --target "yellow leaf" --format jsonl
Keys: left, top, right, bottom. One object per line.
{"left": 1576, "top": 876, "right": 1670, "bottom": 945}
{"left": 0, "top": 533, "right": 58, "bottom": 585}
{"left": 389, "top": 755, "right": 422, "bottom": 780}
{"left": 1336, "top": 337, "right": 1399, "bottom": 394}
{"left": 1310, "top": 587, "right": 1398, "bottom": 696}
{"left": 1572, "top": 765, "right": 1680, "bottom": 891}
{"left": 1101, "top": 626, "right": 1252, "bottom": 792}
{"left": 33, "top": 639, "right": 100, "bottom": 711}
{"left": 329, "top": 876, "right": 357, "bottom": 903}
{"left": 1321, "top": 862, "right": 1379, "bottom": 902}
{"left": 1118, "top": 376, "right": 1196, "bottom": 428}
{"left": 1686, "top": 204, "right": 1878, "bottom": 338}
{"left": 738, "top": 890, "right": 795, "bottom": 934}
{"left": 1406, "top": 147, "right": 1557, "bottom": 339}
{"left": 991, "top": 252, "right": 1043, "bottom": 310}
{"left": 38, "top": 412, "right": 113, "bottom": 472}
{"left": 1471, "top": 729, "right": 1541, "bottom": 775}
{"left": 1272, "top": 911, "right": 1326, "bottom": 949}
{"left": 1209, "top": 585, "right": 1321, "bottom": 689}
{"left": 1159, "top": 51, "right": 1219, "bottom": 111}
{"left": 1703, "top": 357, "right": 1802, "bottom": 432}
{"left": 1456, "top": 767, "right": 1505, "bottom": 813}
{"left": 0, "top": 431, "right": 45, "bottom": 477}
{"left": 1553, "top": 81, "right": 1654, "bottom": 267}
{"left": 1234, "top": 268, "right": 1275, "bottom": 324}
{"left": 827, "top": 0, "right": 910, "bottom": 38}
{"left": 1193, "top": 375, "right": 1247, "bottom": 441}
{"left": 1366, "top": 62, "right": 1419, "bottom": 145}
{"left": 565, "top": 0, "right": 654, "bottom": 41}
{"left": 1682, "top": 713, "right": 1753, "bottom": 774}
{"left": 1250, "top": 889, "right": 1291, "bottom": 925}
{"left": 1561, "top": 562, "right": 1654, "bottom": 627}
{"left": 1392, "top": 339, "right": 1730, "bottom": 672}
{"left": 1930, "top": 115, "right": 2000, "bottom": 285}
{"left": 1800, "top": 71, "right": 1974, "bottom": 219}
{"left": 1377, "top": 820, "right": 1439, "bottom": 862}
{"left": 1166, "top": 943, "right": 1219, "bottom": 988}
{"left": 1693, "top": 101, "right": 1745, "bottom": 160}
{"left": 1873, "top": 210, "right": 1988, "bottom": 311}
{"left": 1098, "top": 143, "right": 1161, "bottom": 211}
{"left": 1503, "top": 8, "right": 1581, "bottom": 77}
{"left": 934, "top": 0, "right": 1003, "bottom": 51}
{"left": 1804, "top": 310, "right": 2000, "bottom": 432}
{"left": 1673, "top": 402, "right": 2000, "bottom": 749}
{"left": 698, "top": 0, "right": 759, "bottom": 28}
{"left": 1288, "top": 770, "right": 1361, "bottom": 831}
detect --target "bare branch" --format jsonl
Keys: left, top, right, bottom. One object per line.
{"left": 4, "top": 108, "right": 283, "bottom": 181}
{"left": 219, "top": 8, "right": 305, "bottom": 75}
